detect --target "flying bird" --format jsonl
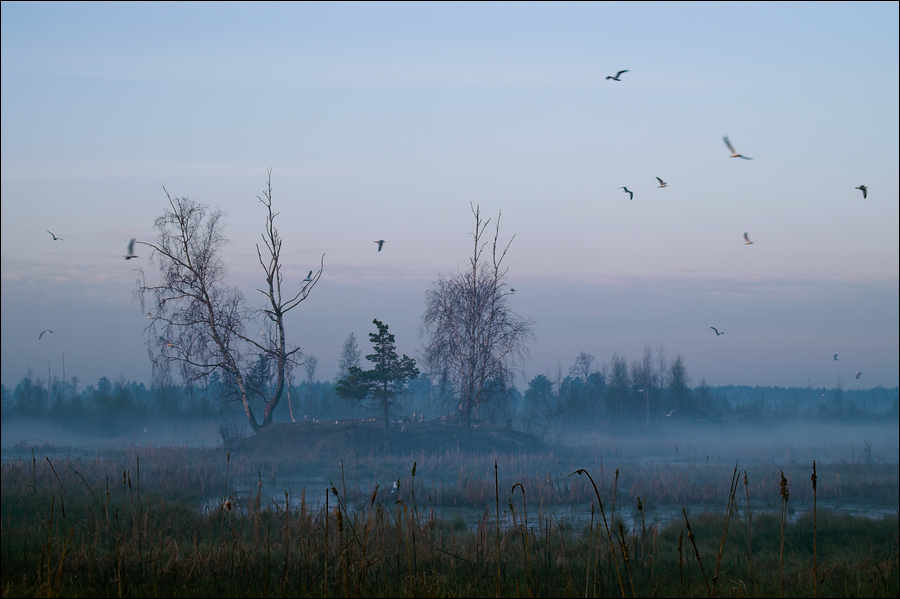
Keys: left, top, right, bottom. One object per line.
{"left": 374, "top": 240, "right": 385, "bottom": 252}
{"left": 710, "top": 327, "right": 724, "bottom": 336}
{"left": 723, "top": 136, "right": 754, "bottom": 159}
{"left": 855, "top": 371, "right": 862, "bottom": 379}
{"left": 743, "top": 232, "right": 754, "bottom": 245}
{"left": 665, "top": 408, "right": 676, "bottom": 417}
{"left": 656, "top": 177, "right": 668, "bottom": 188}
{"left": 302, "top": 270, "right": 313, "bottom": 282}
{"left": 606, "top": 69, "right": 629, "bottom": 81}
{"left": 124, "top": 238, "right": 138, "bottom": 260}
{"left": 46, "top": 230, "right": 64, "bottom": 241}
{"left": 855, "top": 185, "right": 867, "bottom": 199}
{"left": 39, "top": 329, "right": 53, "bottom": 340}
{"left": 833, "top": 354, "right": 839, "bottom": 361}
{"left": 620, "top": 187, "right": 634, "bottom": 200}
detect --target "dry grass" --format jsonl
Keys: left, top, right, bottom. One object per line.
{"left": 1, "top": 423, "right": 897, "bottom": 598}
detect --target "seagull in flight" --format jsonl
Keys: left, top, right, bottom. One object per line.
{"left": 833, "top": 354, "right": 839, "bottom": 361}
{"left": 743, "top": 232, "right": 754, "bottom": 245}
{"left": 606, "top": 69, "right": 629, "bottom": 81}
{"left": 47, "top": 231, "right": 64, "bottom": 241}
{"left": 855, "top": 185, "right": 867, "bottom": 199}
{"left": 124, "top": 238, "right": 138, "bottom": 260}
{"left": 39, "top": 329, "right": 54, "bottom": 340}
{"left": 620, "top": 187, "right": 633, "bottom": 200}
{"left": 855, "top": 371, "right": 862, "bottom": 379}
{"left": 374, "top": 240, "right": 385, "bottom": 252}
{"left": 302, "top": 270, "right": 313, "bottom": 283}
{"left": 724, "top": 136, "right": 754, "bottom": 160}
{"left": 656, "top": 177, "right": 668, "bottom": 188}
{"left": 665, "top": 408, "right": 676, "bottom": 417}
{"left": 710, "top": 326, "right": 724, "bottom": 336}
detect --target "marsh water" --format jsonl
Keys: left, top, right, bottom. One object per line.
{"left": 4, "top": 417, "right": 897, "bottom": 533}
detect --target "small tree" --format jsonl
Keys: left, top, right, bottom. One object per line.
{"left": 605, "top": 352, "right": 630, "bottom": 420}
{"left": 336, "top": 332, "right": 361, "bottom": 382}
{"left": 336, "top": 319, "right": 419, "bottom": 431}
{"left": 522, "top": 374, "right": 561, "bottom": 442}
{"left": 667, "top": 354, "right": 691, "bottom": 417}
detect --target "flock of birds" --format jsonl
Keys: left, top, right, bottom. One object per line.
{"left": 604, "top": 68, "right": 869, "bottom": 385}
{"left": 35, "top": 68, "right": 872, "bottom": 390}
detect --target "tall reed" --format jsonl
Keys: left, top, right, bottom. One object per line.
{"left": 779, "top": 468, "right": 790, "bottom": 598}
{"left": 812, "top": 460, "right": 818, "bottom": 599}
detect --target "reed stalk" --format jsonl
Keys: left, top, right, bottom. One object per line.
{"left": 743, "top": 469, "right": 755, "bottom": 594}
{"left": 779, "top": 469, "right": 790, "bottom": 598}
{"left": 812, "top": 460, "right": 818, "bottom": 599}
{"left": 681, "top": 508, "right": 711, "bottom": 596}
{"left": 495, "top": 460, "right": 501, "bottom": 598}
{"left": 711, "top": 465, "right": 740, "bottom": 596}
{"left": 570, "top": 468, "right": 627, "bottom": 598}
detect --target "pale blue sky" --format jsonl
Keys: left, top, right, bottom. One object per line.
{"left": 2, "top": 2, "right": 898, "bottom": 391}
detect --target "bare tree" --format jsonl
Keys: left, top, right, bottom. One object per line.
{"left": 421, "top": 204, "right": 534, "bottom": 427}
{"left": 136, "top": 171, "right": 322, "bottom": 430}
{"left": 605, "top": 352, "right": 630, "bottom": 420}
{"left": 667, "top": 353, "right": 691, "bottom": 416}
{"left": 303, "top": 355, "right": 318, "bottom": 385}
{"left": 569, "top": 351, "right": 596, "bottom": 382}
{"left": 336, "top": 332, "right": 361, "bottom": 382}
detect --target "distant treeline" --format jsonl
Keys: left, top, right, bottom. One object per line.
{"left": 3, "top": 353, "right": 897, "bottom": 438}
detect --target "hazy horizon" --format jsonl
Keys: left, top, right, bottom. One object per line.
{"left": 3, "top": 2, "right": 898, "bottom": 391}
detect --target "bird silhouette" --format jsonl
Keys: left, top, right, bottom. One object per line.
{"left": 656, "top": 177, "right": 668, "bottom": 188}
{"left": 724, "top": 136, "right": 754, "bottom": 159}
{"left": 510, "top": 288, "right": 516, "bottom": 293}
{"left": 302, "top": 270, "right": 313, "bottom": 282}
{"left": 39, "top": 329, "right": 53, "bottom": 340}
{"left": 606, "top": 69, "right": 629, "bottom": 81}
{"left": 374, "top": 240, "right": 385, "bottom": 252}
{"left": 620, "top": 187, "right": 634, "bottom": 200}
{"left": 855, "top": 185, "right": 867, "bottom": 199}
{"left": 833, "top": 354, "right": 839, "bottom": 361}
{"left": 710, "top": 327, "right": 724, "bottom": 336}
{"left": 46, "top": 230, "right": 64, "bottom": 241}
{"left": 743, "top": 232, "right": 754, "bottom": 245}
{"left": 124, "top": 238, "right": 138, "bottom": 260}
{"left": 855, "top": 371, "right": 862, "bottom": 379}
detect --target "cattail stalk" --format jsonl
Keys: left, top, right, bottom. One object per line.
{"left": 682, "top": 508, "right": 711, "bottom": 596}
{"left": 812, "top": 461, "right": 818, "bottom": 598}
{"left": 779, "top": 469, "right": 790, "bottom": 598}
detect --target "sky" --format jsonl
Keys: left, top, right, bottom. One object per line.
{"left": 2, "top": 2, "right": 898, "bottom": 393}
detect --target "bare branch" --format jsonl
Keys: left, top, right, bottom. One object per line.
{"left": 422, "top": 204, "right": 534, "bottom": 427}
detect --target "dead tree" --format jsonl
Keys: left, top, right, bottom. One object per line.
{"left": 136, "top": 171, "right": 322, "bottom": 430}
{"left": 421, "top": 204, "right": 534, "bottom": 427}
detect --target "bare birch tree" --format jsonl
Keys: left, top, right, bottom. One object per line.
{"left": 421, "top": 204, "right": 534, "bottom": 427}
{"left": 136, "top": 171, "right": 322, "bottom": 430}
